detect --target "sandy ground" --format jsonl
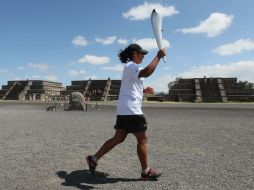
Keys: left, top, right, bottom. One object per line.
{"left": 0, "top": 101, "right": 253, "bottom": 190}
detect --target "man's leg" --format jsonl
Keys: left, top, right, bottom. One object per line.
{"left": 133, "top": 131, "right": 160, "bottom": 179}
{"left": 94, "top": 129, "right": 128, "bottom": 160}
{"left": 87, "top": 129, "right": 127, "bottom": 173}
{"left": 133, "top": 131, "right": 148, "bottom": 170}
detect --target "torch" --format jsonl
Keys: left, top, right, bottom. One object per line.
{"left": 151, "top": 9, "right": 166, "bottom": 62}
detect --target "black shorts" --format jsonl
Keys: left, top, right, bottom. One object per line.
{"left": 114, "top": 115, "right": 147, "bottom": 133}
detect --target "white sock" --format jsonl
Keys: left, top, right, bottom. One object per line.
{"left": 142, "top": 167, "right": 150, "bottom": 174}
{"left": 92, "top": 155, "right": 97, "bottom": 163}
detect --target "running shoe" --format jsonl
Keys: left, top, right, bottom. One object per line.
{"left": 141, "top": 168, "right": 161, "bottom": 180}
{"left": 86, "top": 155, "right": 97, "bottom": 174}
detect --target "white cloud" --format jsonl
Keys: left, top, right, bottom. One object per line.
{"left": 68, "top": 70, "right": 86, "bottom": 77}
{"left": 147, "top": 60, "right": 254, "bottom": 92}
{"left": 179, "top": 60, "right": 254, "bottom": 82}
{"left": 44, "top": 75, "right": 58, "bottom": 82}
{"left": 84, "top": 75, "right": 99, "bottom": 80}
{"left": 18, "top": 66, "right": 25, "bottom": 70}
{"left": 177, "top": 12, "right": 234, "bottom": 37}
{"left": 213, "top": 39, "right": 254, "bottom": 56}
{"left": 78, "top": 55, "right": 110, "bottom": 65}
{"left": 13, "top": 77, "right": 21, "bottom": 80}
{"left": 163, "top": 67, "right": 171, "bottom": 71}
{"left": 31, "top": 75, "right": 41, "bottom": 79}
{"left": 145, "top": 74, "right": 175, "bottom": 92}
{"left": 101, "top": 64, "right": 124, "bottom": 72}
{"left": 117, "top": 38, "right": 128, "bottom": 45}
{"left": 123, "top": 2, "right": 179, "bottom": 20}
{"left": 134, "top": 38, "right": 170, "bottom": 51}
{"left": 27, "top": 63, "right": 50, "bottom": 71}
{"left": 72, "top": 35, "right": 88, "bottom": 47}
{"left": 95, "top": 36, "right": 117, "bottom": 45}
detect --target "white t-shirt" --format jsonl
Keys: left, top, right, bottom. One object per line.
{"left": 116, "top": 61, "right": 144, "bottom": 115}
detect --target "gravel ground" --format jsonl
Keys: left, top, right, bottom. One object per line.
{"left": 0, "top": 101, "right": 254, "bottom": 190}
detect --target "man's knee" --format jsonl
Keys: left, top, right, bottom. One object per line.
{"left": 134, "top": 132, "right": 148, "bottom": 144}
{"left": 138, "top": 140, "right": 147, "bottom": 145}
{"left": 112, "top": 136, "right": 125, "bottom": 144}
{"left": 137, "top": 136, "right": 148, "bottom": 145}
{"left": 118, "top": 137, "right": 126, "bottom": 144}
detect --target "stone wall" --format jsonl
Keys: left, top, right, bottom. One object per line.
{"left": 168, "top": 77, "right": 254, "bottom": 102}
{"left": 2, "top": 77, "right": 253, "bottom": 102}
{"left": 0, "top": 80, "right": 64, "bottom": 101}
{"left": 61, "top": 79, "right": 121, "bottom": 101}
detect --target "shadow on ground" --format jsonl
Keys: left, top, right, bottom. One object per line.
{"left": 56, "top": 169, "right": 140, "bottom": 190}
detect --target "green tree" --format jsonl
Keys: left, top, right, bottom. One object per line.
{"left": 246, "top": 81, "right": 254, "bottom": 89}
{"left": 239, "top": 80, "right": 254, "bottom": 89}
{"left": 168, "top": 77, "right": 181, "bottom": 90}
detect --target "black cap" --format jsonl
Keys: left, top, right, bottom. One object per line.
{"left": 127, "top": 44, "right": 148, "bottom": 55}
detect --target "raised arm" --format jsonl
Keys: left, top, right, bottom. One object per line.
{"left": 138, "top": 49, "right": 166, "bottom": 78}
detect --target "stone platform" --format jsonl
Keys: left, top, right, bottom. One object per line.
{"left": 168, "top": 77, "right": 254, "bottom": 102}
{"left": 61, "top": 78, "right": 121, "bottom": 101}
{"left": 0, "top": 80, "right": 64, "bottom": 101}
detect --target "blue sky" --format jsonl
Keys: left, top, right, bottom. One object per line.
{"left": 1, "top": 0, "right": 254, "bottom": 92}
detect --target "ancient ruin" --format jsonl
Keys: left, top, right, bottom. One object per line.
{"left": 61, "top": 78, "right": 121, "bottom": 101}
{"left": 168, "top": 77, "right": 254, "bottom": 102}
{"left": 0, "top": 80, "right": 64, "bottom": 101}
{"left": 1, "top": 77, "right": 253, "bottom": 102}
